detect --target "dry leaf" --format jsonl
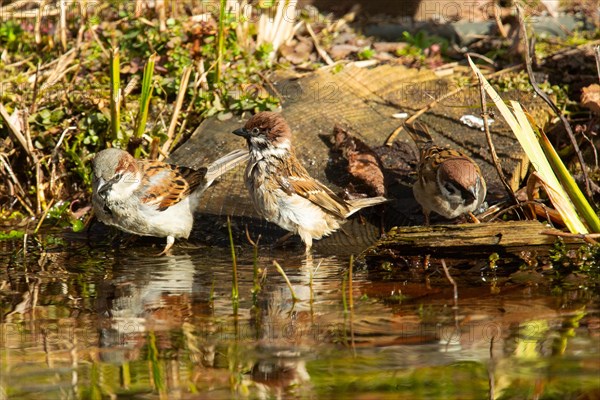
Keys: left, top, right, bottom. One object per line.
{"left": 332, "top": 125, "right": 386, "bottom": 197}
{"left": 581, "top": 84, "right": 600, "bottom": 115}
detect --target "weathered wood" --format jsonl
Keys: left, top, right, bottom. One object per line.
{"left": 168, "top": 63, "right": 554, "bottom": 249}
{"left": 359, "top": 220, "right": 586, "bottom": 260}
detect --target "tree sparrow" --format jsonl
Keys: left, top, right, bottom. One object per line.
{"left": 233, "top": 112, "right": 387, "bottom": 253}
{"left": 405, "top": 122, "right": 486, "bottom": 224}
{"left": 91, "top": 148, "right": 249, "bottom": 254}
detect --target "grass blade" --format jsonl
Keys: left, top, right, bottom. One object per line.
{"left": 227, "top": 216, "right": 239, "bottom": 309}
{"left": 109, "top": 47, "right": 121, "bottom": 142}
{"left": 133, "top": 53, "right": 157, "bottom": 157}
{"left": 536, "top": 128, "right": 600, "bottom": 232}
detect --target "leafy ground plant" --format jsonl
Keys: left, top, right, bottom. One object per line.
{"left": 0, "top": 1, "right": 283, "bottom": 228}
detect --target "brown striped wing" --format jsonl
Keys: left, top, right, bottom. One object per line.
{"left": 276, "top": 155, "right": 352, "bottom": 219}
{"left": 138, "top": 160, "right": 207, "bottom": 211}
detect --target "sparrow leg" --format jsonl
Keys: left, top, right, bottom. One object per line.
{"left": 157, "top": 236, "right": 175, "bottom": 256}
{"left": 298, "top": 231, "right": 313, "bottom": 256}
{"left": 423, "top": 210, "right": 431, "bottom": 226}
{"left": 304, "top": 244, "right": 312, "bottom": 256}
{"left": 273, "top": 231, "right": 294, "bottom": 248}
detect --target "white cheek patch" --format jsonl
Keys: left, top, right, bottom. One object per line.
{"left": 250, "top": 138, "right": 291, "bottom": 159}
{"left": 108, "top": 174, "right": 140, "bottom": 201}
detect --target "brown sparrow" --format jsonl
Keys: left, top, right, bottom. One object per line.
{"left": 233, "top": 111, "right": 387, "bottom": 253}
{"left": 405, "top": 122, "right": 486, "bottom": 224}
{"left": 91, "top": 148, "right": 249, "bottom": 254}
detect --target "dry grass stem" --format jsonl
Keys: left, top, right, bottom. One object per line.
{"left": 59, "top": 0, "right": 67, "bottom": 51}
{"left": 273, "top": 260, "right": 298, "bottom": 302}
{"left": 160, "top": 66, "right": 193, "bottom": 159}
{"left": 305, "top": 22, "right": 334, "bottom": 66}
{"left": 476, "top": 70, "right": 521, "bottom": 209}
{"left": 0, "top": 104, "right": 31, "bottom": 157}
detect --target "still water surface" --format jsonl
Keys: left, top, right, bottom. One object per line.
{"left": 0, "top": 232, "right": 598, "bottom": 399}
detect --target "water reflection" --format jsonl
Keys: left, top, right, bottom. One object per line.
{"left": 0, "top": 238, "right": 598, "bottom": 399}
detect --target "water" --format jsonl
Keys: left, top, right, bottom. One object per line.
{"left": 0, "top": 232, "right": 599, "bottom": 399}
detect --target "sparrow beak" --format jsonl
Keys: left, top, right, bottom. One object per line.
{"left": 466, "top": 185, "right": 478, "bottom": 201}
{"left": 96, "top": 178, "right": 111, "bottom": 199}
{"left": 232, "top": 127, "right": 250, "bottom": 138}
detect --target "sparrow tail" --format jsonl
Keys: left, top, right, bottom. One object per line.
{"left": 404, "top": 122, "right": 433, "bottom": 146}
{"left": 205, "top": 148, "right": 250, "bottom": 184}
{"left": 346, "top": 196, "right": 388, "bottom": 217}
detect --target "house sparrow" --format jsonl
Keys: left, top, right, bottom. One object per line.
{"left": 233, "top": 111, "right": 387, "bottom": 253}
{"left": 91, "top": 147, "right": 249, "bottom": 254}
{"left": 405, "top": 122, "right": 486, "bottom": 224}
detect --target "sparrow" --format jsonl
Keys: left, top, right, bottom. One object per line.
{"left": 91, "top": 147, "right": 249, "bottom": 255}
{"left": 404, "top": 122, "right": 486, "bottom": 225}
{"left": 233, "top": 111, "right": 388, "bottom": 253}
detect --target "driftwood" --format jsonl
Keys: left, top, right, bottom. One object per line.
{"left": 359, "top": 220, "right": 586, "bottom": 260}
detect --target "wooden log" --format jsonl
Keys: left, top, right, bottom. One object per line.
{"left": 360, "top": 220, "right": 587, "bottom": 260}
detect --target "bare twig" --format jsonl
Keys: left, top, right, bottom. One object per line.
{"left": 305, "top": 22, "right": 334, "bottom": 66}
{"left": 440, "top": 259, "right": 458, "bottom": 307}
{"left": 465, "top": 52, "right": 497, "bottom": 66}
{"left": 541, "top": 230, "right": 599, "bottom": 245}
{"left": 34, "top": 198, "right": 55, "bottom": 233}
{"left": 385, "top": 64, "right": 522, "bottom": 146}
{"left": 517, "top": 5, "right": 592, "bottom": 198}
{"left": 474, "top": 60, "right": 521, "bottom": 209}
{"left": 492, "top": 5, "right": 508, "bottom": 39}
{"left": 257, "top": 70, "right": 283, "bottom": 104}
{"left": 487, "top": 199, "right": 557, "bottom": 225}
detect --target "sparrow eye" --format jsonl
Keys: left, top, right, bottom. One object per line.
{"left": 251, "top": 127, "right": 260, "bottom": 135}
{"left": 114, "top": 172, "right": 123, "bottom": 181}
{"left": 444, "top": 183, "right": 458, "bottom": 195}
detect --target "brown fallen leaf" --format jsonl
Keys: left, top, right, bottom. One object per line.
{"left": 331, "top": 125, "right": 386, "bottom": 197}
{"left": 581, "top": 84, "right": 600, "bottom": 115}
{"left": 280, "top": 37, "right": 314, "bottom": 65}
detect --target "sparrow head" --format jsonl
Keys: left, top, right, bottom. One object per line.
{"left": 436, "top": 158, "right": 483, "bottom": 205}
{"left": 232, "top": 112, "right": 292, "bottom": 153}
{"left": 92, "top": 148, "right": 140, "bottom": 200}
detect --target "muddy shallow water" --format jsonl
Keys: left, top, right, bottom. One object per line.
{"left": 0, "top": 230, "right": 599, "bottom": 399}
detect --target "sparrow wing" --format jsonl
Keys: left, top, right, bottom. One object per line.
{"left": 138, "top": 160, "right": 207, "bottom": 211}
{"left": 278, "top": 157, "right": 351, "bottom": 219}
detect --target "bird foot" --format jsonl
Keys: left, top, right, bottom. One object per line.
{"left": 156, "top": 236, "right": 175, "bottom": 256}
